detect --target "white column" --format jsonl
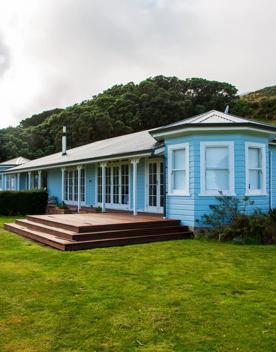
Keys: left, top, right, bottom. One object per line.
{"left": 3, "top": 174, "right": 6, "bottom": 190}
{"left": 131, "top": 159, "right": 140, "bottom": 216}
{"left": 101, "top": 162, "right": 107, "bottom": 212}
{"left": 38, "top": 170, "right": 42, "bottom": 189}
{"left": 17, "top": 173, "right": 20, "bottom": 190}
{"left": 77, "top": 166, "right": 82, "bottom": 212}
{"left": 61, "top": 168, "right": 65, "bottom": 202}
{"left": 28, "top": 172, "right": 32, "bottom": 190}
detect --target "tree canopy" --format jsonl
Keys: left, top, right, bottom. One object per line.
{"left": 0, "top": 75, "right": 273, "bottom": 162}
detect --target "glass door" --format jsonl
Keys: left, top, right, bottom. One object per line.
{"left": 146, "top": 160, "right": 164, "bottom": 213}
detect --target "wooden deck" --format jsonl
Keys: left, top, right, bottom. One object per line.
{"left": 4, "top": 213, "right": 193, "bottom": 251}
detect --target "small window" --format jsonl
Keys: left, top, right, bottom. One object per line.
{"left": 168, "top": 143, "right": 189, "bottom": 195}
{"left": 246, "top": 143, "right": 266, "bottom": 195}
{"left": 200, "top": 142, "right": 234, "bottom": 196}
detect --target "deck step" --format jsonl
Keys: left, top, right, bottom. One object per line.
{"left": 15, "top": 219, "right": 188, "bottom": 241}
{"left": 4, "top": 223, "right": 193, "bottom": 251}
{"left": 26, "top": 215, "right": 181, "bottom": 233}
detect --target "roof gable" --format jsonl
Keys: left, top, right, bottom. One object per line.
{"left": 151, "top": 110, "right": 276, "bottom": 137}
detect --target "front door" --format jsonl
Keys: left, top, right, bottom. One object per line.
{"left": 146, "top": 159, "right": 164, "bottom": 213}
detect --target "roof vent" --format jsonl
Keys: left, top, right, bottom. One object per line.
{"left": 224, "top": 105, "right": 230, "bottom": 114}
{"left": 62, "top": 126, "right": 67, "bottom": 156}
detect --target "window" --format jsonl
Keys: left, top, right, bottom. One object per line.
{"left": 245, "top": 143, "right": 266, "bottom": 195}
{"left": 168, "top": 143, "right": 189, "bottom": 195}
{"left": 5, "top": 175, "right": 16, "bottom": 190}
{"left": 97, "top": 163, "right": 129, "bottom": 207}
{"left": 64, "top": 168, "right": 86, "bottom": 203}
{"left": 0, "top": 174, "right": 2, "bottom": 190}
{"left": 200, "top": 142, "right": 234, "bottom": 196}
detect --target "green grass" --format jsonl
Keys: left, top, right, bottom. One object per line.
{"left": 0, "top": 217, "right": 275, "bottom": 352}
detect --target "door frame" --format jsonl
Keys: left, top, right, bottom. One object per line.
{"left": 145, "top": 158, "right": 164, "bottom": 213}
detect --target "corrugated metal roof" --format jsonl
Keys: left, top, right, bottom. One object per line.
{"left": 158, "top": 110, "right": 272, "bottom": 127}
{"left": 7, "top": 130, "right": 157, "bottom": 172}
{"left": 151, "top": 110, "right": 276, "bottom": 137}
{"left": 0, "top": 157, "right": 30, "bottom": 166}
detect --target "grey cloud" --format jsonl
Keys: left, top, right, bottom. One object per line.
{"left": 0, "top": 0, "right": 275, "bottom": 127}
{"left": 0, "top": 34, "right": 10, "bottom": 77}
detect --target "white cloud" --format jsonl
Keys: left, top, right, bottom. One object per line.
{"left": 0, "top": 0, "right": 275, "bottom": 128}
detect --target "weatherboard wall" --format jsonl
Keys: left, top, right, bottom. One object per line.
{"left": 270, "top": 145, "right": 276, "bottom": 209}
{"left": 164, "top": 132, "right": 271, "bottom": 228}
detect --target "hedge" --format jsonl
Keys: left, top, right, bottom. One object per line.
{"left": 0, "top": 190, "right": 48, "bottom": 216}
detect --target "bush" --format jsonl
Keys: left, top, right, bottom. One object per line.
{"left": 197, "top": 195, "right": 276, "bottom": 244}
{"left": 0, "top": 190, "right": 48, "bottom": 216}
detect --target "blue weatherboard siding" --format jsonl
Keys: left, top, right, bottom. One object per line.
{"left": 47, "top": 168, "right": 62, "bottom": 202}
{"left": 85, "top": 164, "right": 96, "bottom": 206}
{"left": 270, "top": 145, "right": 276, "bottom": 209}
{"left": 137, "top": 159, "right": 146, "bottom": 211}
{"left": 165, "top": 132, "right": 271, "bottom": 227}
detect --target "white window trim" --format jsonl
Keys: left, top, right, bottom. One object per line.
{"left": 200, "top": 141, "right": 235, "bottom": 196}
{"left": 168, "top": 143, "right": 190, "bottom": 196}
{"left": 245, "top": 142, "right": 267, "bottom": 196}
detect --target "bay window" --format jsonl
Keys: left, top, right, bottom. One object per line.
{"left": 200, "top": 142, "right": 234, "bottom": 196}
{"left": 168, "top": 143, "right": 189, "bottom": 195}
{"left": 245, "top": 143, "right": 266, "bottom": 195}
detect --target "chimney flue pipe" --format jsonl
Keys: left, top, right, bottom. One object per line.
{"left": 62, "top": 126, "right": 67, "bottom": 155}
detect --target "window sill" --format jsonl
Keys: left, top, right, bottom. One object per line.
{"left": 198, "top": 193, "right": 236, "bottom": 197}
{"left": 245, "top": 192, "right": 268, "bottom": 197}
{"left": 167, "top": 193, "right": 190, "bottom": 197}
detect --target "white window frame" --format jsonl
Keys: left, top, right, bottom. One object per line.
{"left": 200, "top": 141, "right": 235, "bottom": 196}
{"left": 64, "top": 167, "right": 86, "bottom": 205}
{"left": 96, "top": 161, "right": 131, "bottom": 210}
{"left": 168, "top": 143, "right": 189, "bottom": 196}
{"left": 245, "top": 142, "right": 267, "bottom": 196}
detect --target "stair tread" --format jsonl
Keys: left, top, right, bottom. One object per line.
{"left": 16, "top": 219, "right": 75, "bottom": 235}
{"left": 16, "top": 219, "right": 185, "bottom": 236}
{"left": 5, "top": 223, "right": 72, "bottom": 244}
{"left": 5, "top": 223, "right": 191, "bottom": 246}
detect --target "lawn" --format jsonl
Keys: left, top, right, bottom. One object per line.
{"left": 0, "top": 217, "right": 275, "bottom": 352}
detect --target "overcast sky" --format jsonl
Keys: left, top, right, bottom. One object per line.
{"left": 0, "top": 0, "right": 275, "bottom": 128}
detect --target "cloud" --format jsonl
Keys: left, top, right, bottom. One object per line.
{"left": 0, "top": 0, "right": 275, "bottom": 128}
{"left": 0, "top": 35, "right": 10, "bottom": 77}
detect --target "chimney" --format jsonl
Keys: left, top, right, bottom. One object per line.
{"left": 62, "top": 126, "right": 67, "bottom": 155}
{"left": 224, "top": 105, "right": 230, "bottom": 114}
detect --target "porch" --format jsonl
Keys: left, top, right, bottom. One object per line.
{"left": 5, "top": 212, "right": 192, "bottom": 251}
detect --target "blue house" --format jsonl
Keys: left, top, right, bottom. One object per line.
{"left": 3, "top": 110, "right": 276, "bottom": 228}
{"left": 0, "top": 157, "right": 30, "bottom": 191}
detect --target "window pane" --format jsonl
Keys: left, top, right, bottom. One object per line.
{"left": 173, "top": 170, "right": 185, "bottom": 191}
{"left": 173, "top": 149, "right": 185, "bottom": 169}
{"left": 249, "top": 148, "right": 261, "bottom": 169}
{"left": 206, "top": 147, "right": 228, "bottom": 168}
{"left": 206, "top": 170, "right": 229, "bottom": 191}
{"left": 249, "top": 170, "right": 262, "bottom": 190}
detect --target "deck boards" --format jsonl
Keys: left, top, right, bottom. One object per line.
{"left": 4, "top": 213, "right": 192, "bottom": 251}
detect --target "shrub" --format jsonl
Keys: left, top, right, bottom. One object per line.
{"left": 198, "top": 195, "right": 276, "bottom": 244}
{"left": 0, "top": 190, "right": 48, "bottom": 216}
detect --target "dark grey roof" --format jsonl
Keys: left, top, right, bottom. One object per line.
{"left": 7, "top": 130, "right": 157, "bottom": 172}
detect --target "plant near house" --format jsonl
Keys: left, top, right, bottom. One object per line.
{"left": 0, "top": 190, "right": 48, "bottom": 215}
{"left": 198, "top": 195, "right": 276, "bottom": 244}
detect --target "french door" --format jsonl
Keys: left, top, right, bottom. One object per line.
{"left": 97, "top": 163, "right": 130, "bottom": 209}
{"left": 146, "top": 159, "right": 164, "bottom": 213}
